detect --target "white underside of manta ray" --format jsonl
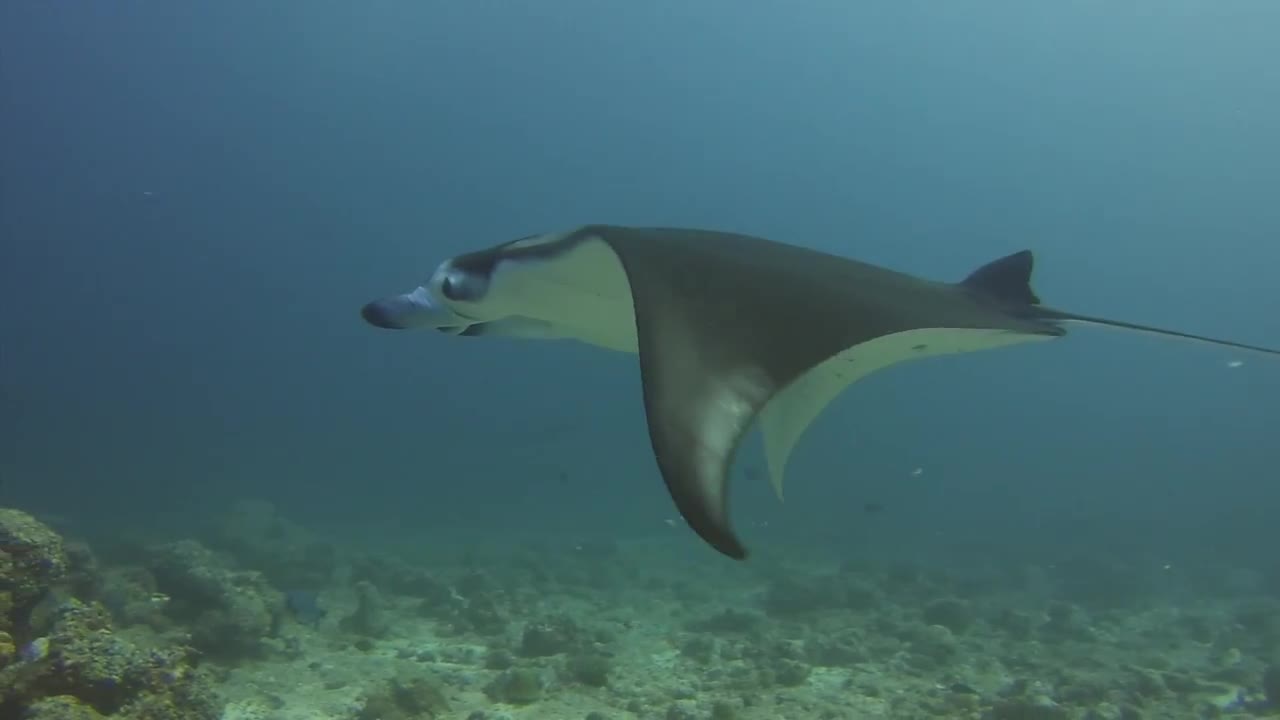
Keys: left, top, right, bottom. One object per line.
{"left": 361, "top": 225, "right": 1280, "bottom": 560}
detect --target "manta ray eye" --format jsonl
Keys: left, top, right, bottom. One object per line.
{"left": 439, "top": 268, "right": 486, "bottom": 302}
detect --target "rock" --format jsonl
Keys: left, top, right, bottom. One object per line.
{"left": 519, "top": 616, "right": 581, "bottom": 657}
{"left": 989, "top": 698, "right": 1069, "bottom": 720}
{"left": 357, "top": 674, "right": 450, "bottom": 719}
{"left": 0, "top": 509, "right": 69, "bottom": 616}
{"left": 566, "top": 652, "right": 611, "bottom": 687}
{"left": 484, "top": 668, "right": 544, "bottom": 705}
{"left": 2, "top": 596, "right": 221, "bottom": 719}
{"left": 340, "top": 580, "right": 389, "bottom": 638}
{"left": 22, "top": 696, "right": 105, "bottom": 720}
{"left": 686, "top": 609, "right": 764, "bottom": 635}
{"left": 146, "top": 540, "right": 283, "bottom": 660}
{"left": 922, "top": 597, "right": 976, "bottom": 633}
{"left": 1263, "top": 665, "right": 1280, "bottom": 705}
{"left": 208, "top": 500, "right": 336, "bottom": 588}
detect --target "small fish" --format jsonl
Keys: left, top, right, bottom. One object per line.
{"left": 1226, "top": 360, "right": 1244, "bottom": 368}
{"left": 863, "top": 501, "right": 885, "bottom": 514}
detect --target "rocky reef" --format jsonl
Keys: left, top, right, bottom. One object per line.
{"left": 4, "top": 500, "right": 1278, "bottom": 719}
{"left": 0, "top": 508, "right": 221, "bottom": 720}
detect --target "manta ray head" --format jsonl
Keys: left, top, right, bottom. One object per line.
{"left": 360, "top": 229, "right": 635, "bottom": 345}
{"left": 360, "top": 255, "right": 498, "bottom": 331}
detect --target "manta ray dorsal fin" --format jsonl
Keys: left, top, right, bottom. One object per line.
{"left": 961, "top": 250, "right": 1040, "bottom": 305}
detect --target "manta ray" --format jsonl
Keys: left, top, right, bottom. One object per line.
{"left": 361, "top": 225, "right": 1279, "bottom": 559}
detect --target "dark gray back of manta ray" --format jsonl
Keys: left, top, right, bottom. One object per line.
{"left": 588, "top": 226, "right": 1061, "bottom": 559}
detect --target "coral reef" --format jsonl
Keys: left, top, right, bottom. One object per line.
{"left": 1, "top": 507, "right": 69, "bottom": 623}
{"left": 356, "top": 673, "right": 450, "bottom": 719}
{"left": 8, "top": 500, "right": 1279, "bottom": 719}
{"left": 145, "top": 539, "right": 285, "bottom": 660}
{"left": 340, "top": 580, "right": 390, "bottom": 638}
{"left": 0, "top": 509, "right": 221, "bottom": 720}
{"left": 206, "top": 500, "right": 338, "bottom": 589}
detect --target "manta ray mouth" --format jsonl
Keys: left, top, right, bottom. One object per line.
{"left": 360, "top": 299, "right": 412, "bottom": 329}
{"left": 361, "top": 286, "right": 478, "bottom": 330}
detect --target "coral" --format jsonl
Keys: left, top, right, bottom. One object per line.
{"left": 96, "top": 567, "right": 169, "bottom": 630}
{"left": 921, "top": 597, "right": 976, "bottom": 633}
{"left": 765, "top": 657, "right": 811, "bottom": 687}
{"left": 565, "top": 651, "right": 611, "bottom": 687}
{"left": 62, "top": 541, "right": 101, "bottom": 600}
{"left": 993, "top": 607, "right": 1037, "bottom": 639}
{"left": 686, "top": 609, "right": 764, "bottom": 636}
{"left": 0, "top": 597, "right": 221, "bottom": 718}
{"left": 1042, "top": 601, "right": 1093, "bottom": 642}
{"left": 145, "top": 540, "right": 283, "bottom": 660}
{"left": 396, "top": 566, "right": 513, "bottom": 638}
{"left": 484, "top": 668, "right": 544, "bottom": 705}
{"left": 457, "top": 595, "right": 507, "bottom": 636}
{"left": 1232, "top": 598, "right": 1280, "bottom": 653}
{"left": 483, "top": 647, "right": 514, "bottom": 670}
{"left": 0, "top": 628, "right": 15, "bottom": 661}
{"left": 519, "top": 615, "right": 582, "bottom": 657}
{"left": 804, "top": 631, "right": 869, "bottom": 666}
{"left": 357, "top": 674, "right": 451, "bottom": 719}
{"left": 904, "top": 623, "right": 960, "bottom": 668}
{"left": 679, "top": 634, "right": 716, "bottom": 664}
{"left": 283, "top": 588, "right": 326, "bottom": 626}
{"left": 761, "top": 575, "right": 839, "bottom": 617}
{"left": 1264, "top": 664, "right": 1280, "bottom": 705}
{"left": 709, "top": 700, "right": 738, "bottom": 720}
{"left": 207, "top": 500, "right": 337, "bottom": 588}
{"left": 0, "top": 508, "right": 69, "bottom": 624}
{"left": 350, "top": 553, "right": 455, "bottom": 601}
{"left": 989, "top": 697, "right": 1070, "bottom": 720}
{"left": 23, "top": 695, "right": 105, "bottom": 720}
{"left": 339, "top": 580, "right": 389, "bottom": 638}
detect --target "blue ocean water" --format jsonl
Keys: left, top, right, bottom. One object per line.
{"left": 1, "top": 6, "right": 1279, "bottom": 716}
{"left": 5, "top": 0, "right": 1276, "bottom": 556}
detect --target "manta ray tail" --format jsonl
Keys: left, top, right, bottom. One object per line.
{"left": 960, "top": 249, "right": 1280, "bottom": 357}
{"left": 1036, "top": 307, "right": 1280, "bottom": 356}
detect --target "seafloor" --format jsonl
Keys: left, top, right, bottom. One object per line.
{"left": 1, "top": 501, "right": 1277, "bottom": 720}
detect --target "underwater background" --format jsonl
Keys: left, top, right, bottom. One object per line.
{"left": 1, "top": 2, "right": 1278, "bottom": 719}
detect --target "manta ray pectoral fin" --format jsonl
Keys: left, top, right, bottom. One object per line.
{"left": 756, "top": 250, "right": 1061, "bottom": 502}
{"left": 757, "top": 327, "right": 1058, "bottom": 501}
{"left": 600, "top": 226, "right": 903, "bottom": 559}
{"left": 640, "top": 348, "right": 768, "bottom": 561}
